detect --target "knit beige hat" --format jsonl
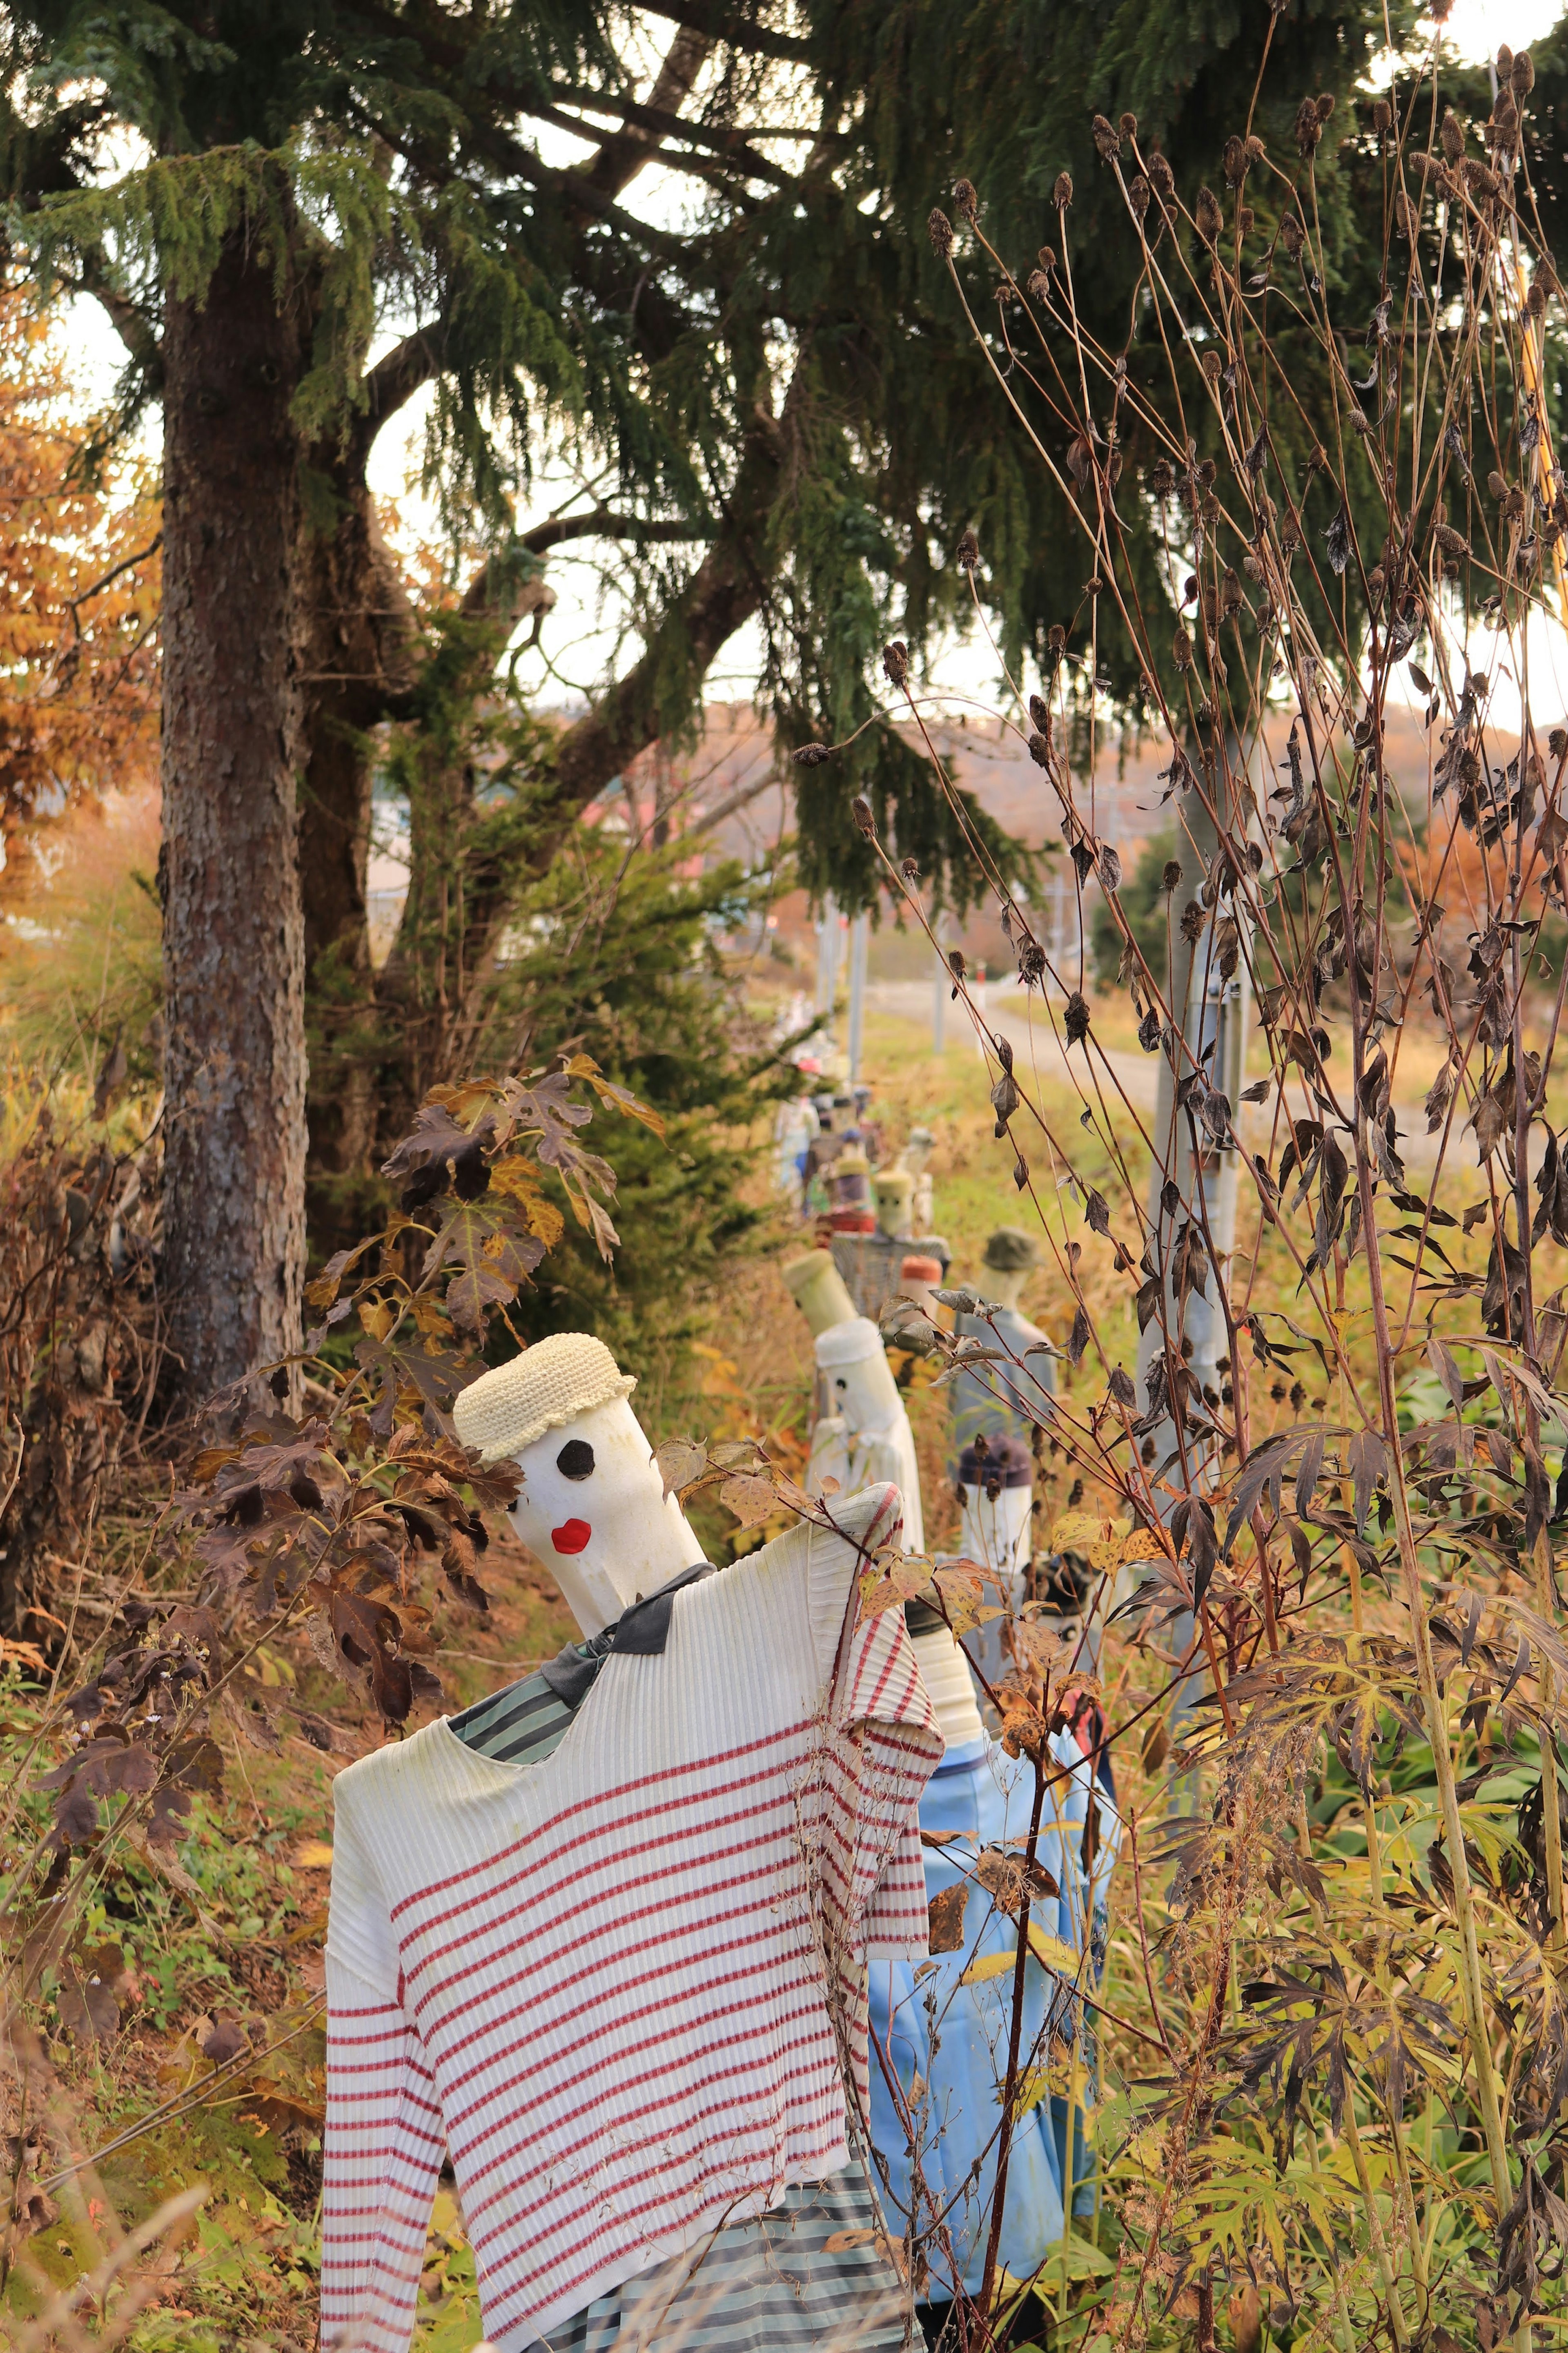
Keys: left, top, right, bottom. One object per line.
{"left": 452, "top": 1334, "right": 636, "bottom": 1466}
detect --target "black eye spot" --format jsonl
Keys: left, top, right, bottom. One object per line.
{"left": 835, "top": 1378, "right": 847, "bottom": 1390}
{"left": 557, "top": 1439, "right": 595, "bottom": 1481}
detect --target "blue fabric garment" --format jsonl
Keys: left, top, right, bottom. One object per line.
{"left": 867, "top": 1732, "right": 1112, "bottom": 2302}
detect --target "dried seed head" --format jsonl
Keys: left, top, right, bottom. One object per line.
{"left": 1295, "top": 94, "right": 1324, "bottom": 157}
{"left": 1047, "top": 622, "right": 1067, "bottom": 654}
{"left": 956, "top": 525, "right": 980, "bottom": 571}
{"left": 1513, "top": 49, "right": 1535, "bottom": 98}
{"left": 1529, "top": 279, "right": 1546, "bottom": 318}
{"left": 1173, "top": 624, "right": 1194, "bottom": 671}
{"left": 953, "top": 178, "right": 978, "bottom": 223}
{"left": 1195, "top": 185, "right": 1223, "bottom": 244}
{"left": 928, "top": 208, "right": 953, "bottom": 258}
{"left": 1550, "top": 727, "right": 1568, "bottom": 760}
{"left": 1027, "top": 268, "right": 1051, "bottom": 301}
{"left": 1223, "top": 134, "right": 1248, "bottom": 188}
{"left": 1279, "top": 213, "right": 1304, "bottom": 259}
{"left": 900, "top": 856, "right": 920, "bottom": 881}
{"left": 1316, "top": 91, "right": 1335, "bottom": 121}
{"left": 1497, "top": 42, "right": 1514, "bottom": 78}
{"left": 1120, "top": 111, "right": 1138, "bottom": 138}
{"left": 1221, "top": 567, "right": 1243, "bottom": 616}
{"left": 1489, "top": 469, "right": 1508, "bottom": 500}
{"left": 1493, "top": 91, "right": 1519, "bottom": 143}
{"left": 1366, "top": 562, "right": 1385, "bottom": 604}
{"left": 1394, "top": 189, "right": 1419, "bottom": 240}
{"left": 1091, "top": 113, "right": 1120, "bottom": 160}
{"left": 1197, "top": 456, "right": 1217, "bottom": 490}
{"left": 882, "top": 639, "right": 910, "bottom": 688}
{"left": 792, "top": 742, "right": 832, "bottom": 767}
{"left": 1162, "top": 860, "right": 1184, "bottom": 890}
{"left": 1054, "top": 170, "right": 1074, "bottom": 207}
{"left": 1245, "top": 134, "right": 1266, "bottom": 165}
{"left": 1128, "top": 175, "right": 1151, "bottom": 220}
{"left": 1148, "top": 150, "right": 1175, "bottom": 196}
{"left": 1200, "top": 347, "right": 1223, "bottom": 383}
{"left": 1027, "top": 731, "right": 1051, "bottom": 768}
{"left": 1373, "top": 97, "right": 1393, "bottom": 134}
{"left": 1149, "top": 456, "right": 1175, "bottom": 497}
{"left": 1441, "top": 109, "right": 1466, "bottom": 161}
{"left": 1237, "top": 204, "right": 1255, "bottom": 234}
{"left": 1029, "top": 693, "right": 1050, "bottom": 732}
{"left": 852, "top": 796, "right": 875, "bottom": 839}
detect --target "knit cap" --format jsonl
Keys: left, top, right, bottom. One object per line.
{"left": 452, "top": 1333, "right": 636, "bottom": 1466}
{"left": 982, "top": 1226, "right": 1040, "bottom": 1273}
{"left": 815, "top": 1316, "right": 885, "bottom": 1369}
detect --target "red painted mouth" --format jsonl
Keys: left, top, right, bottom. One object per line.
{"left": 551, "top": 1519, "right": 592, "bottom": 1555}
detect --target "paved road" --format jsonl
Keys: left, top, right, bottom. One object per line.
{"left": 864, "top": 980, "right": 1469, "bottom": 1176}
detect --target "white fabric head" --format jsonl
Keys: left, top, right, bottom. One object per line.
{"left": 506, "top": 1393, "right": 704, "bottom": 1636}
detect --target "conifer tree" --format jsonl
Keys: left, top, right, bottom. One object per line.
{"left": 1, "top": 0, "right": 1400, "bottom": 1397}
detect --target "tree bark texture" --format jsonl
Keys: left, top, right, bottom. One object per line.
{"left": 298, "top": 475, "right": 419, "bottom": 1186}
{"left": 160, "top": 224, "right": 309, "bottom": 1402}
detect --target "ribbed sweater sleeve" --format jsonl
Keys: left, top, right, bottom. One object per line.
{"left": 805, "top": 1485, "right": 942, "bottom": 1968}
{"left": 322, "top": 1789, "right": 443, "bottom": 2353}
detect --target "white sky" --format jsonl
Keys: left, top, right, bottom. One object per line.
{"left": 54, "top": 0, "right": 1568, "bottom": 733}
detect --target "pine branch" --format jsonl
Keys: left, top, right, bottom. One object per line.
{"left": 540, "top": 408, "right": 785, "bottom": 830}
{"left": 349, "top": 321, "right": 448, "bottom": 468}
{"left": 581, "top": 24, "right": 714, "bottom": 198}
{"left": 517, "top": 510, "right": 709, "bottom": 556}
{"left": 539, "top": 93, "right": 791, "bottom": 192}
{"left": 457, "top": 511, "right": 709, "bottom": 623}
{"left": 634, "top": 1, "right": 811, "bottom": 65}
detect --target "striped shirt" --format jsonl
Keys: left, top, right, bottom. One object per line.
{"left": 322, "top": 1483, "right": 940, "bottom": 2353}
{"left": 448, "top": 1578, "right": 909, "bottom": 2351}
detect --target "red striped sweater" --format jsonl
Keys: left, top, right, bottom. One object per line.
{"left": 322, "top": 1483, "right": 940, "bottom": 2352}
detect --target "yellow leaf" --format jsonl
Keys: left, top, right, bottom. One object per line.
{"left": 293, "top": 1840, "right": 334, "bottom": 1870}
{"left": 932, "top": 1564, "right": 1005, "bottom": 1636}
{"left": 959, "top": 1949, "right": 1019, "bottom": 1985}
{"left": 1027, "top": 1925, "right": 1083, "bottom": 1978}
{"left": 1050, "top": 1509, "right": 1114, "bottom": 1554}
{"left": 489, "top": 1156, "right": 567, "bottom": 1249}
{"left": 359, "top": 1298, "right": 395, "bottom": 1342}
{"left": 860, "top": 1556, "right": 937, "bottom": 1616}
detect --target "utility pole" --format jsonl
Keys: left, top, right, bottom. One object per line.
{"left": 931, "top": 911, "right": 948, "bottom": 1054}
{"left": 847, "top": 909, "right": 869, "bottom": 1083}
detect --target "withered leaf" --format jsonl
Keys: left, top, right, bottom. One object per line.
{"left": 200, "top": 2016, "right": 251, "bottom": 2067}
{"left": 656, "top": 1437, "right": 710, "bottom": 1499}
{"left": 927, "top": 1882, "right": 969, "bottom": 1954}
{"left": 719, "top": 1471, "right": 778, "bottom": 1529}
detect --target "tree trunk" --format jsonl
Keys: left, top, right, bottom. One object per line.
{"left": 159, "top": 221, "right": 308, "bottom": 1403}
{"left": 298, "top": 475, "right": 419, "bottom": 1202}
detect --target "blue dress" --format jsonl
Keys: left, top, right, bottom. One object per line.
{"left": 867, "top": 1729, "right": 1114, "bottom": 2301}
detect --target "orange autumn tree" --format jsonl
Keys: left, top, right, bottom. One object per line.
{"left": 0, "top": 284, "right": 160, "bottom": 899}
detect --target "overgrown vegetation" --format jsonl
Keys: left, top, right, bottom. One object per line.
{"left": 16, "top": 14, "right": 1568, "bottom": 2353}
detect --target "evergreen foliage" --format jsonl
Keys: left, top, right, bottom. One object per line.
{"left": 2, "top": 0, "right": 1421, "bottom": 901}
